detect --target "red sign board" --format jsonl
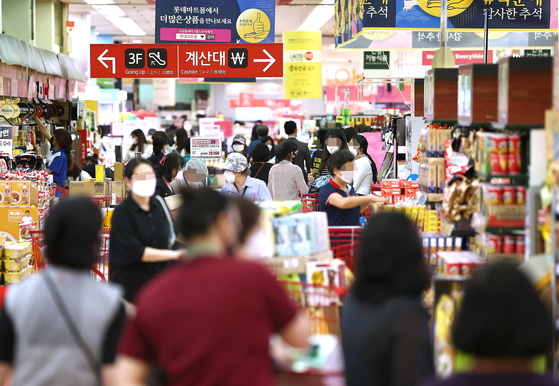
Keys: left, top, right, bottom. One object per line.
{"left": 422, "top": 50, "right": 493, "bottom": 66}
{"left": 90, "top": 43, "right": 283, "bottom": 79}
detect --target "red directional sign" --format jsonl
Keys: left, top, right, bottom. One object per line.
{"left": 91, "top": 44, "right": 179, "bottom": 79}
{"left": 90, "top": 43, "right": 283, "bottom": 79}
{"left": 177, "top": 43, "right": 282, "bottom": 78}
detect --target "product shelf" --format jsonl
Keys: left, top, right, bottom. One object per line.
{"left": 432, "top": 275, "right": 471, "bottom": 282}
{"left": 476, "top": 172, "right": 529, "bottom": 182}
{"left": 485, "top": 226, "right": 525, "bottom": 233}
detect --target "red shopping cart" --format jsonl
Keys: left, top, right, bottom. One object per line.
{"left": 329, "top": 227, "right": 363, "bottom": 273}
{"left": 301, "top": 194, "right": 319, "bottom": 213}
{"left": 31, "top": 229, "right": 110, "bottom": 282}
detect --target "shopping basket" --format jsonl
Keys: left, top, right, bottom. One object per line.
{"left": 301, "top": 194, "right": 319, "bottom": 213}
{"left": 329, "top": 227, "right": 363, "bottom": 273}
{"left": 279, "top": 281, "right": 346, "bottom": 339}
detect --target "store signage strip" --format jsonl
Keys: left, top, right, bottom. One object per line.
{"left": 90, "top": 43, "right": 283, "bottom": 79}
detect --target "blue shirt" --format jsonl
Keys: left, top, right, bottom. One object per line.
{"left": 48, "top": 150, "right": 68, "bottom": 186}
{"left": 318, "top": 179, "right": 360, "bottom": 226}
{"left": 221, "top": 176, "right": 271, "bottom": 202}
{"left": 246, "top": 137, "right": 262, "bottom": 158}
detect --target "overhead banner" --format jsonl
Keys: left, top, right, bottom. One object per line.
{"left": 283, "top": 31, "right": 322, "bottom": 100}
{"left": 335, "top": 0, "right": 557, "bottom": 47}
{"left": 156, "top": 0, "right": 275, "bottom": 44}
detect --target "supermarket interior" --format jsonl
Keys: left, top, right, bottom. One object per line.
{"left": 1, "top": 0, "right": 559, "bottom": 385}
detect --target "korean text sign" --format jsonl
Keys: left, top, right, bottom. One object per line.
{"left": 156, "top": 0, "right": 275, "bottom": 44}
{"left": 190, "top": 137, "right": 222, "bottom": 159}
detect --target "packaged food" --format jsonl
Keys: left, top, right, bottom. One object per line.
{"left": 502, "top": 186, "right": 516, "bottom": 205}
{"left": 508, "top": 134, "right": 521, "bottom": 174}
{"left": 483, "top": 185, "right": 502, "bottom": 205}
{"left": 516, "top": 236, "right": 525, "bottom": 254}
{"left": 3, "top": 244, "right": 26, "bottom": 260}
{"left": 486, "top": 234, "right": 502, "bottom": 253}
{"left": 503, "top": 235, "right": 516, "bottom": 254}
{"left": 516, "top": 186, "right": 526, "bottom": 205}
{"left": 490, "top": 134, "right": 509, "bottom": 174}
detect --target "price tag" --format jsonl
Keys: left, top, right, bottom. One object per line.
{"left": 0, "top": 139, "right": 13, "bottom": 155}
{"left": 190, "top": 137, "right": 222, "bottom": 159}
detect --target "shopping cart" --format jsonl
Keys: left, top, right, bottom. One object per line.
{"left": 301, "top": 194, "right": 319, "bottom": 213}
{"left": 279, "top": 281, "right": 346, "bottom": 338}
{"left": 30, "top": 229, "right": 110, "bottom": 282}
{"left": 329, "top": 227, "right": 363, "bottom": 273}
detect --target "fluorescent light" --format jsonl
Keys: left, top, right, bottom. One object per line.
{"left": 298, "top": 1, "right": 334, "bottom": 31}
{"left": 133, "top": 39, "right": 142, "bottom": 43}
{"left": 85, "top": 0, "right": 115, "bottom": 4}
{"left": 93, "top": 5, "right": 126, "bottom": 17}
{"left": 106, "top": 16, "right": 146, "bottom": 36}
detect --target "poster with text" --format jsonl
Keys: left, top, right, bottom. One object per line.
{"left": 156, "top": 0, "right": 275, "bottom": 44}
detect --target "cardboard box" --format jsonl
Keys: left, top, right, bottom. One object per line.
{"left": 0, "top": 207, "right": 39, "bottom": 242}
{"left": 427, "top": 130, "right": 438, "bottom": 158}
{"left": 485, "top": 204, "right": 525, "bottom": 227}
{"left": 69, "top": 181, "right": 107, "bottom": 197}
{"left": 486, "top": 253, "right": 524, "bottom": 264}
{"left": 437, "top": 164, "right": 445, "bottom": 193}
{"left": 113, "top": 162, "right": 124, "bottom": 181}
{"left": 428, "top": 164, "right": 437, "bottom": 193}
{"left": 380, "top": 179, "right": 401, "bottom": 188}
{"left": 262, "top": 250, "right": 333, "bottom": 275}
{"left": 109, "top": 181, "right": 125, "bottom": 199}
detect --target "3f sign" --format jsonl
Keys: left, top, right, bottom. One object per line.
{"left": 125, "top": 48, "right": 145, "bottom": 68}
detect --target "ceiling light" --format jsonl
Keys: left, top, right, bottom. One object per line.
{"left": 84, "top": 0, "right": 115, "bottom": 4}
{"left": 298, "top": 1, "right": 334, "bottom": 31}
{"left": 106, "top": 16, "right": 146, "bottom": 36}
{"left": 133, "top": 39, "right": 142, "bottom": 43}
{"left": 92, "top": 5, "right": 126, "bottom": 17}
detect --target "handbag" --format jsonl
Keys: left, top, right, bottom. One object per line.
{"left": 155, "top": 195, "right": 176, "bottom": 248}
{"left": 43, "top": 273, "right": 101, "bottom": 386}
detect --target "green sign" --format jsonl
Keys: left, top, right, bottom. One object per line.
{"left": 363, "top": 51, "right": 390, "bottom": 70}
{"left": 524, "top": 49, "right": 552, "bottom": 57}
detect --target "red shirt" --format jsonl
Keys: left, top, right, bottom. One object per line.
{"left": 118, "top": 257, "right": 298, "bottom": 386}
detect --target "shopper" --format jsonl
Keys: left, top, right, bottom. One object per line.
{"left": 48, "top": 129, "right": 73, "bottom": 197}
{"left": 172, "top": 158, "right": 210, "bottom": 191}
{"left": 318, "top": 149, "right": 385, "bottom": 226}
{"left": 115, "top": 188, "right": 309, "bottom": 386}
{"left": 109, "top": 159, "right": 182, "bottom": 303}
{"left": 149, "top": 136, "right": 167, "bottom": 166}
{"left": 231, "top": 134, "right": 249, "bottom": 161}
{"left": 277, "top": 121, "right": 312, "bottom": 183}
{"left": 0, "top": 198, "right": 126, "bottom": 386}
{"left": 220, "top": 153, "right": 271, "bottom": 201}
{"left": 421, "top": 264, "right": 556, "bottom": 386}
{"left": 343, "top": 211, "right": 433, "bottom": 386}
{"left": 83, "top": 156, "right": 115, "bottom": 180}
{"left": 165, "top": 116, "right": 181, "bottom": 146}
{"left": 349, "top": 135, "right": 378, "bottom": 195}
{"left": 174, "top": 128, "right": 189, "bottom": 157}
{"left": 312, "top": 128, "right": 328, "bottom": 175}
{"left": 250, "top": 143, "right": 273, "bottom": 185}
{"left": 154, "top": 153, "right": 184, "bottom": 198}
{"left": 152, "top": 131, "right": 177, "bottom": 155}
{"left": 268, "top": 141, "right": 309, "bottom": 201}
{"left": 123, "top": 129, "right": 152, "bottom": 162}
{"left": 343, "top": 126, "right": 359, "bottom": 142}
{"left": 183, "top": 140, "right": 191, "bottom": 163}
{"left": 250, "top": 119, "right": 263, "bottom": 141}
{"left": 229, "top": 196, "right": 263, "bottom": 259}
{"left": 317, "top": 128, "right": 349, "bottom": 178}
{"left": 66, "top": 163, "right": 92, "bottom": 183}
{"left": 260, "top": 135, "right": 276, "bottom": 163}
{"left": 247, "top": 125, "right": 269, "bottom": 158}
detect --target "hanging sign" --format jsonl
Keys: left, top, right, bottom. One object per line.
{"left": 363, "top": 51, "right": 390, "bottom": 69}
{"left": 90, "top": 43, "right": 283, "bottom": 79}
{"left": 156, "top": 0, "right": 275, "bottom": 44}
{"left": 190, "top": 137, "right": 222, "bottom": 159}
{"left": 283, "top": 31, "right": 322, "bottom": 100}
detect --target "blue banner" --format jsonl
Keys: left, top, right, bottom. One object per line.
{"left": 156, "top": 0, "right": 275, "bottom": 44}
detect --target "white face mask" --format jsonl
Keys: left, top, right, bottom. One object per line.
{"left": 224, "top": 170, "right": 236, "bottom": 183}
{"left": 133, "top": 137, "right": 138, "bottom": 144}
{"left": 132, "top": 178, "right": 156, "bottom": 197}
{"left": 340, "top": 171, "right": 354, "bottom": 184}
{"left": 349, "top": 148, "right": 358, "bottom": 156}
{"left": 327, "top": 146, "right": 339, "bottom": 154}
{"left": 267, "top": 144, "right": 273, "bottom": 152}
{"left": 232, "top": 144, "right": 244, "bottom": 152}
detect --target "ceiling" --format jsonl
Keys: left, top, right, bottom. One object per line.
{"left": 63, "top": 0, "right": 337, "bottom": 42}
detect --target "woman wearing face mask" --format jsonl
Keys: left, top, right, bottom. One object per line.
{"left": 268, "top": 141, "right": 308, "bottom": 201}
{"left": 259, "top": 135, "right": 276, "bottom": 163}
{"left": 154, "top": 153, "right": 184, "bottom": 198}
{"left": 172, "top": 158, "right": 210, "bottom": 191}
{"left": 317, "top": 129, "right": 349, "bottom": 178}
{"left": 349, "top": 135, "right": 378, "bottom": 196}
{"left": 319, "top": 149, "right": 386, "bottom": 226}
{"left": 149, "top": 136, "right": 167, "bottom": 166}
{"left": 109, "top": 159, "right": 182, "bottom": 303}
{"left": 220, "top": 153, "right": 271, "bottom": 202}
{"left": 124, "top": 129, "right": 152, "bottom": 162}
{"left": 231, "top": 134, "right": 250, "bottom": 161}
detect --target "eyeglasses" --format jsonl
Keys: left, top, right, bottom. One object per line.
{"left": 132, "top": 172, "right": 156, "bottom": 180}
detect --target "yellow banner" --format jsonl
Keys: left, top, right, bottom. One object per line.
{"left": 283, "top": 31, "right": 322, "bottom": 100}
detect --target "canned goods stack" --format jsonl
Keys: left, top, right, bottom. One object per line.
{"left": 480, "top": 183, "right": 526, "bottom": 228}
{"left": 477, "top": 133, "right": 523, "bottom": 176}
{"left": 471, "top": 232, "right": 525, "bottom": 263}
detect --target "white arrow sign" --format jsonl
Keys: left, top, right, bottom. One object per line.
{"left": 98, "top": 49, "right": 116, "bottom": 74}
{"left": 253, "top": 49, "right": 276, "bottom": 72}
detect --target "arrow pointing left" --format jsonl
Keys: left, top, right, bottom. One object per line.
{"left": 253, "top": 49, "right": 276, "bottom": 73}
{"left": 98, "top": 49, "right": 116, "bottom": 74}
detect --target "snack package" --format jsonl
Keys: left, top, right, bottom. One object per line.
{"left": 273, "top": 217, "right": 294, "bottom": 257}
{"left": 291, "top": 214, "right": 314, "bottom": 256}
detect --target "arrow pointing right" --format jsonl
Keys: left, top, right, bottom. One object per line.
{"left": 98, "top": 49, "right": 116, "bottom": 74}
{"left": 253, "top": 49, "right": 276, "bottom": 73}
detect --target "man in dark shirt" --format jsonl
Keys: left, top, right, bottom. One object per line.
{"left": 277, "top": 121, "right": 312, "bottom": 183}
{"left": 312, "top": 129, "right": 328, "bottom": 175}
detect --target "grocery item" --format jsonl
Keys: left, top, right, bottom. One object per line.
{"left": 483, "top": 185, "right": 502, "bottom": 205}
{"left": 502, "top": 186, "right": 516, "bottom": 205}
{"left": 503, "top": 235, "right": 516, "bottom": 254}
{"left": 486, "top": 234, "right": 502, "bottom": 253}
{"left": 508, "top": 135, "right": 522, "bottom": 174}
{"left": 516, "top": 236, "right": 525, "bottom": 254}
{"left": 516, "top": 186, "right": 526, "bottom": 205}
